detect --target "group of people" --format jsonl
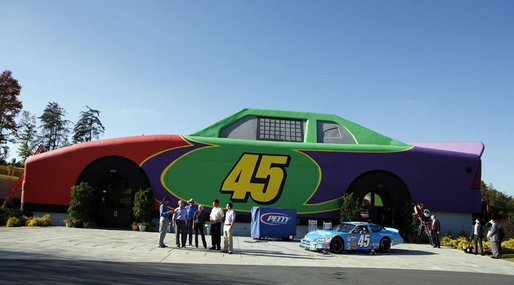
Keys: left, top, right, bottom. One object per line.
{"left": 430, "top": 214, "right": 505, "bottom": 259}
{"left": 470, "top": 218, "right": 505, "bottom": 259}
{"left": 158, "top": 197, "right": 236, "bottom": 254}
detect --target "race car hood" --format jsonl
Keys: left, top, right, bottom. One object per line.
{"left": 303, "top": 230, "right": 340, "bottom": 240}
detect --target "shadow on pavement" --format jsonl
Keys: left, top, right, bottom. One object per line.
{"left": 238, "top": 249, "right": 321, "bottom": 260}
{"left": 0, "top": 259, "right": 269, "bottom": 285}
{"left": 1, "top": 258, "right": 513, "bottom": 285}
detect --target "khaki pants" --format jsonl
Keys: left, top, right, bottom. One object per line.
{"left": 159, "top": 217, "right": 169, "bottom": 247}
{"left": 223, "top": 225, "right": 233, "bottom": 252}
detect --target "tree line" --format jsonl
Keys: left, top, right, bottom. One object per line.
{"left": 0, "top": 70, "right": 105, "bottom": 165}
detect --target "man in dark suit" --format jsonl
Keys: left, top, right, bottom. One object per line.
{"left": 470, "top": 218, "right": 484, "bottom": 255}
{"left": 430, "top": 215, "right": 440, "bottom": 248}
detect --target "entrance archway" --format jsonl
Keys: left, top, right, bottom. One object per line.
{"left": 347, "top": 171, "right": 409, "bottom": 228}
{"left": 77, "top": 156, "right": 150, "bottom": 228}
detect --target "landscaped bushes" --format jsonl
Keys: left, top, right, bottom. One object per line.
{"left": 440, "top": 235, "right": 513, "bottom": 253}
{"left": 26, "top": 214, "right": 52, "bottom": 226}
{"left": 6, "top": 216, "right": 28, "bottom": 227}
{"left": 0, "top": 207, "right": 24, "bottom": 226}
{"left": 5, "top": 214, "right": 52, "bottom": 227}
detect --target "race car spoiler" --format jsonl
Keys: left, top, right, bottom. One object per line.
{"left": 408, "top": 142, "right": 484, "bottom": 157}
{"left": 384, "top": 227, "right": 399, "bottom": 233}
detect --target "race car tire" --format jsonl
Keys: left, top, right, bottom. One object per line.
{"left": 379, "top": 238, "right": 391, "bottom": 252}
{"left": 287, "top": 234, "right": 294, "bottom": 241}
{"left": 330, "top": 237, "right": 344, "bottom": 254}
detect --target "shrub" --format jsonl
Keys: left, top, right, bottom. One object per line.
{"left": 441, "top": 235, "right": 514, "bottom": 254}
{"left": 6, "top": 216, "right": 21, "bottom": 227}
{"left": 0, "top": 207, "right": 23, "bottom": 226}
{"left": 26, "top": 214, "right": 52, "bottom": 227}
{"left": 398, "top": 200, "right": 418, "bottom": 240}
{"left": 502, "top": 239, "right": 514, "bottom": 251}
{"left": 132, "top": 188, "right": 154, "bottom": 224}
{"left": 68, "top": 182, "right": 96, "bottom": 222}
{"left": 6, "top": 215, "right": 28, "bottom": 227}
{"left": 440, "top": 235, "right": 453, "bottom": 247}
{"left": 338, "top": 193, "right": 361, "bottom": 222}
{"left": 455, "top": 237, "right": 470, "bottom": 250}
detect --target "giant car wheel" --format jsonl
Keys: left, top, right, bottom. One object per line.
{"left": 330, "top": 237, "right": 344, "bottom": 254}
{"left": 379, "top": 238, "right": 391, "bottom": 252}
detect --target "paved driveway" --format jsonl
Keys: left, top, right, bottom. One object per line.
{"left": 1, "top": 227, "right": 513, "bottom": 284}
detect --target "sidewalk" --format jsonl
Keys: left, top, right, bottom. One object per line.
{"left": 1, "top": 227, "right": 513, "bottom": 276}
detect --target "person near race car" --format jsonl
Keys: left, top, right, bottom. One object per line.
{"left": 430, "top": 215, "right": 441, "bottom": 248}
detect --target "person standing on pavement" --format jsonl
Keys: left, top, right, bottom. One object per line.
{"left": 470, "top": 218, "right": 484, "bottom": 255}
{"left": 487, "top": 218, "right": 501, "bottom": 259}
{"left": 193, "top": 204, "right": 208, "bottom": 248}
{"left": 430, "top": 215, "right": 440, "bottom": 248}
{"left": 209, "top": 199, "right": 224, "bottom": 250}
{"left": 172, "top": 200, "right": 187, "bottom": 248}
{"left": 497, "top": 221, "right": 505, "bottom": 258}
{"left": 185, "top": 198, "right": 198, "bottom": 247}
{"left": 158, "top": 197, "right": 174, "bottom": 248}
{"left": 223, "top": 202, "right": 236, "bottom": 254}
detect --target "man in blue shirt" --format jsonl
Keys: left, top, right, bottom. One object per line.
{"left": 158, "top": 197, "right": 173, "bottom": 248}
{"left": 172, "top": 200, "right": 187, "bottom": 248}
{"left": 185, "top": 198, "right": 198, "bottom": 247}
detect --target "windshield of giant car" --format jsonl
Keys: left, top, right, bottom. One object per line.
{"left": 332, "top": 223, "right": 355, "bottom": 233}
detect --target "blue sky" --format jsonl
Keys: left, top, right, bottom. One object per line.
{"left": 1, "top": 1, "right": 513, "bottom": 196}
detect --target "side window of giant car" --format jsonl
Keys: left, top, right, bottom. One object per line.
{"left": 220, "top": 116, "right": 305, "bottom": 142}
{"left": 317, "top": 121, "right": 356, "bottom": 144}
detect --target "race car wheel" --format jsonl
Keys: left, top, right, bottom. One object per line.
{"left": 330, "top": 237, "right": 344, "bottom": 254}
{"left": 379, "top": 238, "right": 391, "bottom": 252}
{"left": 287, "top": 234, "right": 294, "bottom": 241}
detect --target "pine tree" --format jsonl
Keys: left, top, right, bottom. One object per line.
{"left": 17, "top": 111, "right": 38, "bottom": 161}
{"left": 0, "top": 70, "right": 23, "bottom": 160}
{"left": 73, "top": 106, "right": 105, "bottom": 143}
{"left": 38, "top": 102, "right": 70, "bottom": 151}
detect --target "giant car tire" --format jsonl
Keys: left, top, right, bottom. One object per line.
{"left": 330, "top": 237, "right": 344, "bottom": 254}
{"left": 379, "top": 238, "right": 391, "bottom": 252}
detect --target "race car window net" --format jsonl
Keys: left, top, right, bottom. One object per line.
{"left": 257, "top": 117, "right": 305, "bottom": 142}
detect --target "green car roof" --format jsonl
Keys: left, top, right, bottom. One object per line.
{"left": 191, "top": 108, "right": 409, "bottom": 147}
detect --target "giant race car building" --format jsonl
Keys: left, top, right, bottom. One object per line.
{"left": 21, "top": 108, "right": 483, "bottom": 233}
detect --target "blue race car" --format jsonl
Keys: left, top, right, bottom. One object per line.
{"left": 300, "top": 222, "right": 403, "bottom": 254}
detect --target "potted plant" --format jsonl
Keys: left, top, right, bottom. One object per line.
{"left": 64, "top": 218, "right": 73, "bottom": 228}
{"left": 132, "top": 187, "right": 154, "bottom": 231}
{"left": 68, "top": 182, "right": 96, "bottom": 228}
{"left": 131, "top": 222, "right": 139, "bottom": 231}
{"left": 138, "top": 222, "right": 149, "bottom": 231}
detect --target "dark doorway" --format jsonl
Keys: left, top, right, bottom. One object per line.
{"left": 361, "top": 191, "right": 392, "bottom": 227}
{"left": 77, "top": 156, "right": 150, "bottom": 228}
{"left": 97, "top": 177, "right": 134, "bottom": 228}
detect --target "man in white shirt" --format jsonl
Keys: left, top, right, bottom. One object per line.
{"left": 223, "top": 202, "right": 236, "bottom": 254}
{"left": 209, "top": 199, "right": 224, "bottom": 250}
